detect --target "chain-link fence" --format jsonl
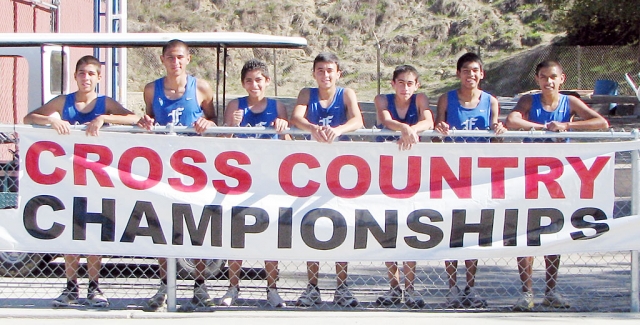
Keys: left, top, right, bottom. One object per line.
{"left": 123, "top": 44, "right": 640, "bottom": 119}
{"left": 0, "top": 127, "right": 638, "bottom": 312}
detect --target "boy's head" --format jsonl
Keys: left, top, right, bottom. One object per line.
{"left": 391, "top": 65, "right": 420, "bottom": 99}
{"left": 162, "top": 39, "right": 190, "bottom": 56}
{"left": 241, "top": 59, "right": 270, "bottom": 81}
{"left": 74, "top": 55, "right": 102, "bottom": 92}
{"left": 160, "top": 39, "right": 191, "bottom": 76}
{"left": 75, "top": 55, "right": 101, "bottom": 74}
{"left": 534, "top": 60, "right": 565, "bottom": 92}
{"left": 456, "top": 52, "right": 484, "bottom": 89}
{"left": 535, "top": 60, "right": 563, "bottom": 76}
{"left": 313, "top": 52, "right": 341, "bottom": 71}
{"left": 241, "top": 59, "right": 271, "bottom": 98}
{"left": 456, "top": 52, "right": 483, "bottom": 72}
{"left": 312, "top": 52, "right": 341, "bottom": 89}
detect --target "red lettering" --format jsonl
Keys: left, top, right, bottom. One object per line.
{"left": 379, "top": 155, "right": 421, "bottom": 199}
{"left": 73, "top": 144, "right": 114, "bottom": 187}
{"left": 118, "top": 147, "right": 163, "bottom": 190}
{"left": 430, "top": 157, "right": 472, "bottom": 199}
{"left": 25, "top": 141, "right": 66, "bottom": 185}
{"left": 326, "top": 155, "right": 371, "bottom": 198}
{"left": 525, "top": 157, "right": 565, "bottom": 199}
{"left": 168, "top": 149, "right": 207, "bottom": 192}
{"left": 567, "top": 156, "right": 610, "bottom": 199}
{"left": 212, "top": 151, "right": 252, "bottom": 195}
{"left": 478, "top": 157, "right": 518, "bottom": 199}
{"left": 278, "top": 153, "right": 320, "bottom": 197}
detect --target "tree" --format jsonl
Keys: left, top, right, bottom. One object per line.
{"left": 542, "top": 0, "right": 639, "bottom": 45}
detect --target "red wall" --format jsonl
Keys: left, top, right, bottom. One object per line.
{"left": 0, "top": 0, "right": 98, "bottom": 160}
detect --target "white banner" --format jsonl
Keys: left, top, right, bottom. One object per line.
{"left": 1, "top": 127, "right": 639, "bottom": 261}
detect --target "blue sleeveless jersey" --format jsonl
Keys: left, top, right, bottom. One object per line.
{"left": 236, "top": 97, "right": 279, "bottom": 139}
{"left": 61, "top": 92, "right": 106, "bottom": 124}
{"left": 151, "top": 75, "right": 203, "bottom": 126}
{"left": 445, "top": 90, "right": 492, "bottom": 143}
{"left": 305, "top": 87, "right": 347, "bottom": 127}
{"left": 528, "top": 93, "right": 571, "bottom": 125}
{"left": 377, "top": 93, "right": 419, "bottom": 142}
{"left": 525, "top": 93, "right": 572, "bottom": 143}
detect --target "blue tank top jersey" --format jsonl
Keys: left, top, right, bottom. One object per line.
{"left": 525, "top": 93, "right": 572, "bottom": 143}
{"left": 61, "top": 92, "right": 106, "bottom": 124}
{"left": 305, "top": 87, "right": 347, "bottom": 127}
{"left": 151, "top": 75, "right": 203, "bottom": 126}
{"left": 528, "top": 93, "right": 571, "bottom": 125}
{"left": 445, "top": 90, "right": 493, "bottom": 143}
{"left": 236, "top": 97, "right": 279, "bottom": 139}
{"left": 377, "top": 93, "right": 419, "bottom": 143}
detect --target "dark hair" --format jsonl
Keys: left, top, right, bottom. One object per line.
{"left": 162, "top": 39, "right": 189, "bottom": 55}
{"left": 75, "top": 55, "right": 101, "bottom": 73}
{"left": 393, "top": 65, "right": 419, "bottom": 82}
{"left": 313, "top": 52, "right": 341, "bottom": 71}
{"left": 241, "top": 59, "right": 270, "bottom": 81}
{"left": 456, "top": 52, "right": 483, "bottom": 71}
{"left": 535, "top": 60, "right": 563, "bottom": 76}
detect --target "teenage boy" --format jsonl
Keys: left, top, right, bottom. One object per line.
{"left": 140, "top": 39, "right": 217, "bottom": 310}
{"left": 434, "top": 52, "right": 505, "bottom": 308}
{"left": 24, "top": 55, "right": 140, "bottom": 307}
{"left": 220, "top": 58, "right": 288, "bottom": 308}
{"left": 374, "top": 65, "right": 433, "bottom": 307}
{"left": 505, "top": 60, "right": 609, "bottom": 311}
{"left": 290, "top": 52, "right": 364, "bottom": 307}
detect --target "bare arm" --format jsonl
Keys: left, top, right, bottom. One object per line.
{"left": 23, "top": 95, "right": 72, "bottom": 134}
{"left": 273, "top": 100, "right": 289, "bottom": 133}
{"left": 224, "top": 99, "right": 241, "bottom": 127}
{"left": 193, "top": 79, "right": 217, "bottom": 134}
{"left": 84, "top": 98, "right": 141, "bottom": 136}
{"left": 560, "top": 96, "right": 609, "bottom": 131}
{"left": 290, "top": 88, "right": 315, "bottom": 131}
{"left": 411, "top": 93, "right": 434, "bottom": 133}
{"left": 143, "top": 82, "right": 155, "bottom": 118}
{"left": 434, "top": 94, "right": 451, "bottom": 134}
{"left": 196, "top": 79, "right": 217, "bottom": 121}
{"left": 489, "top": 95, "right": 506, "bottom": 134}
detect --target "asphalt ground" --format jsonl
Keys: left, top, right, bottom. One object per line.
{"left": 1, "top": 308, "right": 640, "bottom": 325}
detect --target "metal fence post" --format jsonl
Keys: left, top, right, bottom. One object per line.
{"left": 167, "top": 257, "right": 177, "bottom": 312}
{"left": 632, "top": 129, "right": 640, "bottom": 312}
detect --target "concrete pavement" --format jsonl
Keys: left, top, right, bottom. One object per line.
{"left": 1, "top": 308, "right": 640, "bottom": 324}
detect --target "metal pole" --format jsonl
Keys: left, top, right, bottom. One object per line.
{"left": 273, "top": 48, "right": 277, "bottom": 97}
{"left": 631, "top": 129, "right": 640, "bottom": 312}
{"left": 632, "top": 130, "right": 640, "bottom": 312}
{"left": 166, "top": 257, "right": 177, "bottom": 312}
{"left": 223, "top": 46, "right": 228, "bottom": 114}
{"left": 216, "top": 45, "right": 221, "bottom": 125}
{"left": 373, "top": 32, "right": 381, "bottom": 95}
{"left": 577, "top": 45, "right": 582, "bottom": 89}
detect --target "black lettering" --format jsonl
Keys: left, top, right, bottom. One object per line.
{"left": 405, "top": 209, "right": 444, "bottom": 249}
{"left": 300, "top": 208, "right": 347, "bottom": 250}
{"left": 72, "top": 197, "right": 115, "bottom": 241}
{"left": 231, "top": 206, "right": 269, "bottom": 248}
{"left": 172, "top": 204, "right": 222, "bottom": 246}
{"left": 570, "top": 207, "right": 609, "bottom": 240}
{"left": 120, "top": 201, "right": 167, "bottom": 244}
{"left": 23, "top": 195, "right": 65, "bottom": 240}
{"left": 450, "top": 209, "right": 494, "bottom": 248}
{"left": 502, "top": 209, "right": 519, "bottom": 246}
{"left": 527, "top": 208, "right": 564, "bottom": 246}
{"left": 278, "top": 207, "right": 293, "bottom": 249}
{"left": 354, "top": 209, "right": 398, "bottom": 249}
